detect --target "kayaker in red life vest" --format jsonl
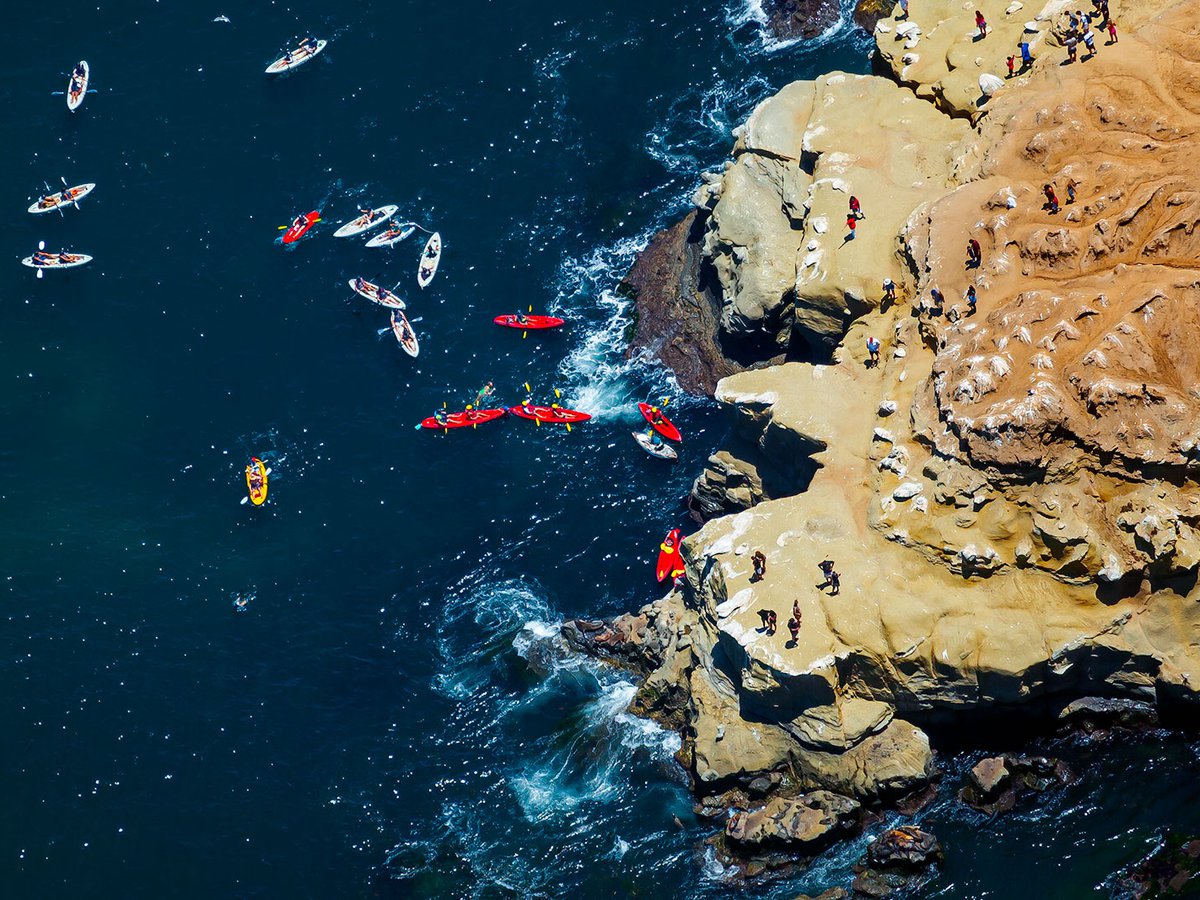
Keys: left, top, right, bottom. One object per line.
{"left": 648, "top": 406, "right": 666, "bottom": 425}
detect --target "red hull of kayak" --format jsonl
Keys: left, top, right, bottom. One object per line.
{"left": 656, "top": 529, "right": 685, "bottom": 583}
{"left": 282, "top": 210, "right": 320, "bottom": 244}
{"left": 420, "top": 408, "right": 507, "bottom": 430}
{"left": 638, "top": 402, "right": 682, "bottom": 442}
{"left": 508, "top": 405, "right": 591, "bottom": 424}
{"left": 494, "top": 314, "right": 565, "bottom": 330}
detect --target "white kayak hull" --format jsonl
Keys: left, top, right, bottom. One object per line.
{"left": 23, "top": 254, "right": 93, "bottom": 270}
{"left": 633, "top": 431, "right": 677, "bottom": 460}
{"left": 28, "top": 183, "right": 95, "bottom": 215}
{"left": 417, "top": 232, "right": 441, "bottom": 288}
{"left": 265, "top": 39, "right": 327, "bottom": 75}
{"left": 67, "top": 61, "right": 89, "bottom": 112}
{"left": 333, "top": 205, "right": 399, "bottom": 238}
{"left": 348, "top": 278, "right": 405, "bottom": 310}
{"left": 391, "top": 311, "right": 420, "bottom": 358}
{"left": 365, "top": 223, "right": 416, "bottom": 248}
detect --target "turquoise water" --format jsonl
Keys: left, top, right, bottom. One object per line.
{"left": 3, "top": 1, "right": 1195, "bottom": 897}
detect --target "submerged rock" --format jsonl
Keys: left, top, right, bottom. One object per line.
{"left": 1110, "top": 832, "right": 1200, "bottom": 899}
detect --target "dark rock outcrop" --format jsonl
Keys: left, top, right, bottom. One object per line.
{"left": 960, "top": 754, "right": 1075, "bottom": 815}
{"left": 761, "top": 0, "right": 842, "bottom": 41}
{"left": 621, "top": 211, "right": 744, "bottom": 396}
{"left": 1111, "top": 833, "right": 1200, "bottom": 899}
{"left": 851, "top": 826, "right": 943, "bottom": 897}
{"left": 710, "top": 790, "right": 862, "bottom": 876}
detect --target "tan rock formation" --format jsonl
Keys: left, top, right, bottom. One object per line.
{"left": 586, "top": 0, "right": 1200, "bottom": 813}
{"left": 695, "top": 73, "right": 969, "bottom": 352}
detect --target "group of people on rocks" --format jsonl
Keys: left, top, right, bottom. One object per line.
{"left": 752, "top": 554, "right": 840, "bottom": 648}
{"left": 1065, "top": 2, "right": 1117, "bottom": 62}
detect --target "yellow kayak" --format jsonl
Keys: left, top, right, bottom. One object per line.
{"left": 246, "top": 457, "right": 268, "bottom": 506}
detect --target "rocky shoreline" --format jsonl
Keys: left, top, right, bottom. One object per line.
{"left": 567, "top": 0, "right": 1200, "bottom": 892}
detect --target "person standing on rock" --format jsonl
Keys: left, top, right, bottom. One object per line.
{"left": 751, "top": 550, "right": 766, "bottom": 583}
{"left": 1066, "top": 33, "right": 1078, "bottom": 62}
{"left": 883, "top": 278, "right": 897, "bottom": 303}
{"left": 966, "top": 284, "right": 978, "bottom": 316}
{"left": 757, "top": 609, "right": 777, "bottom": 635}
{"left": 1006, "top": 55, "right": 1015, "bottom": 78}
{"left": 1082, "top": 26, "right": 1097, "bottom": 59}
{"left": 845, "top": 213, "right": 857, "bottom": 242}
{"left": 849, "top": 195, "right": 864, "bottom": 219}
{"left": 898, "top": 0, "right": 909, "bottom": 20}
{"left": 966, "top": 238, "right": 981, "bottom": 268}
{"left": 1044, "top": 183, "right": 1060, "bottom": 213}
{"left": 975, "top": 9, "right": 988, "bottom": 37}
{"left": 786, "top": 607, "right": 801, "bottom": 646}
{"left": 1066, "top": 179, "right": 1078, "bottom": 204}
{"left": 1105, "top": 18, "right": 1117, "bottom": 43}
{"left": 866, "top": 336, "right": 881, "bottom": 367}
{"left": 1019, "top": 40, "right": 1034, "bottom": 70}
{"left": 930, "top": 288, "right": 945, "bottom": 313}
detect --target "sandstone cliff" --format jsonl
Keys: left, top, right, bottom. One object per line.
{"left": 580, "top": 0, "right": 1200, "bottom": 821}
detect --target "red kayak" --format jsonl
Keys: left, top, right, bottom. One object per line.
{"left": 638, "top": 402, "right": 682, "bottom": 442}
{"left": 508, "top": 404, "right": 591, "bottom": 424}
{"left": 494, "top": 314, "right": 565, "bottom": 330}
{"left": 656, "top": 529, "right": 686, "bottom": 583}
{"left": 282, "top": 210, "right": 320, "bottom": 244}
{"left": 420, "top": 408, "right": 507, "bottom": 430}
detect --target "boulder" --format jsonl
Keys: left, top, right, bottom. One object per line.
{"left": 960, "top": 754, "right": 1075, "bottom": 815}
{"left": 724, "top": 790, "right": 861, "bottom": 853}
{"left": 852, "top": 826, "right": 943, "bottom": 897}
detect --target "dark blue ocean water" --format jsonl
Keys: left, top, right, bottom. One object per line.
{"left": 4, "top": 1, "right": 1199, "bottom": 897}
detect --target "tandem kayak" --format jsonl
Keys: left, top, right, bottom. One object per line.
{"left": 656, "top": 529, "right": 685, "bottom": 583}
{"left": 420, "top": 408, "right": 507, "bottom": 430}
{"left": 67, "top": 61, "right": 89, "bottom": 112}
{"left": 494, "top": 314, "right": 565, "bottom": 330}
{"left": 28, "top": 183, "right": 95, "bottom": 214}
{"left": 417, "top": 232, "right": 441, "bottom": 288}
{"left": 246, "top": 457, "right": 268, "bottom": 506}
{"left": 282, "top": 210, "right": 320, "bottom": 244}
{"left": 633, "top": 431, "right": 677, "bottom": 460}
{"left": 508, "top": 404, "right": 591, "bottom": 424}
{"left": 348, "top": 278, "right": 405, "bottom": 309}
{"left": 638, "top": 402, "right": 682, "bottom": 442}
{"left": 22, "top": 252, "right": 92, "bottom": 270}
{"left": 333, "top": 205, "right": 398, "bottom": 238}
{"left": 365, "top": 222, "right": 417, "bottom": 248}
{"left": 265, "top": 39, "right": 327, "bottom": 75}
{"left": 390, "top": 310, "right": 420, "bottom": 357}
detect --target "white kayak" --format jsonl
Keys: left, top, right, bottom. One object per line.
{"left": 365, "top": 222, "right": 417, "bottom": 248}
{"left": 265, "top": 39, "right": 327, "bottom": 75}
{"left": 391, "top": 310, "right": 420, "bottom": 358}
{"left": 67, "top": 61, "right": 89, "bottom": 112}
{"left": 633, "top": 431, "right": 678, "bottom": 460}
{"left": 28, "top": 183, "right": 95, "bottom": 215}
{"left": 417, "top": 232, "right": 441, "bottom": 288}
{"left": 23, "top": 252, "right": 92, "bottom": 270}
{"left": 348, "top": 278, "right": 405, "bottom": 310}
{"left": 333, "top": 205, "right": 398, "bottom": 238}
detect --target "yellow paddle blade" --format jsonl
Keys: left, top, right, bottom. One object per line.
{"left": 523, "top": 331, "right": 528, "bottom": 339}
{"left": 566, "top": 423, "right": 572, "bottom": 432}
{"left": 535, "top": 418, "right": 540, "bottom": 427}
{"left": 661, "top": 397, "right": 670, "bottom": 407}
{"left": 277, "top": 225, "right": 289, "bottom": 230}
{"left": 524, "top": 383, "right": 531, "bottom": 393}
